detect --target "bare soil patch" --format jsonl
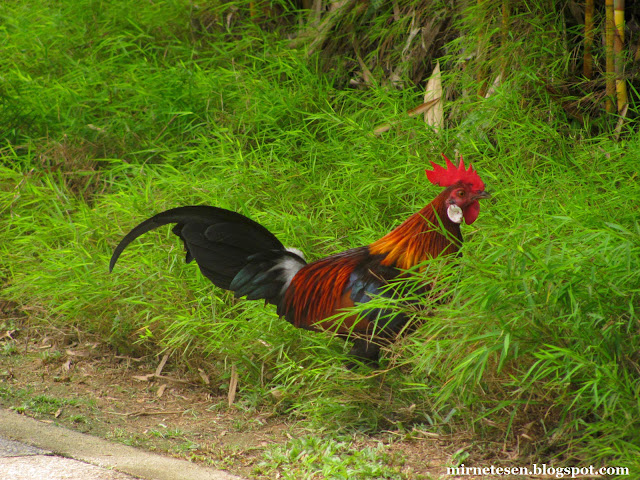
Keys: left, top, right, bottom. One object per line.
{"left": 0, "top": 319, "right": 513, "bottom": 479}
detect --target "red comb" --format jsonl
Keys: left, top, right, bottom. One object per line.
{"left": 425, "top": 154, "right": 485, "bottom": 192}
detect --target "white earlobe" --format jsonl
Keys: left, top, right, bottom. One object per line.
{"left": 447, "top": 204, "right": 463, "bottom": 224}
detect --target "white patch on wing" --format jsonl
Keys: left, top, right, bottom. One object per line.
{"left": 274, "top": 255, "right": 305, "bottom": 294}
{"left": 285, "top": 247, "right": 305, "bottom": 261}
{"left": 447, "top": 204, "right": 463, "bottom": 224}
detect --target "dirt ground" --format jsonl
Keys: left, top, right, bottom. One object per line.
{"left": 0, "top": 317, "right": 517, "bottom": 480}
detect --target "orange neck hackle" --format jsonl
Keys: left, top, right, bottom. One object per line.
{"left": 369, "top": 186, "right": 462, "bottom": 270}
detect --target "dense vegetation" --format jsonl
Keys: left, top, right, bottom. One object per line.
{"left": 1, "top": 0, "right": 639, "bottom": 477}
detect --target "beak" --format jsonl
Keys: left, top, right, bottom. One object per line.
{"left": 473, "top": 191, "right": 491, "bottom": 200}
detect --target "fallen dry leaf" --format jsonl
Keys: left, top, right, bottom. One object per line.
{"left": 1, "top": 330, "right": 15, "bottom": 341}
{"left": 155, "top": 352, "right": 170, "bottom": 377}
{"left": 157, "top": 384, "right": 167, "bottom": 398}
{"left": 62, "top": 359, "right": 72, "bottom": 372}
{"left": 198, "top": 368, "right": 210, "bottom": 385}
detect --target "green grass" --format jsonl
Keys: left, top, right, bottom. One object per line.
{"left": 257, "top": 435, "right": 409, "bottom": 480}
{"left": 1, "top": 0, "right": 640, "bottom": 476}
{"left": 0, "top": 385, "right": 82, "bottom": 417}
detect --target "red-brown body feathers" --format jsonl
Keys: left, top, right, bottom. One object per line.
{"left": 282, "top": 185, "right": 464, "bottom": 336}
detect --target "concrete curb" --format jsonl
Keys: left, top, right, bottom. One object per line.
{"left": 0, "top": 409, "right": 245, "bottom": 480}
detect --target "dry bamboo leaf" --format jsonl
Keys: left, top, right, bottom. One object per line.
{"left": 388, "top": 67, "right": 403, "bottom": 88}
{"left": 54, "top": 408, "right": 63, "bottom": 418}
{"left": 109, "top": 409, "right": 184, "bottom": 417}
{"left": 132, "top": 374, "right": 154, "bottom": 382}
{"left": 424, "top": 61, "right": 443, "bottom": 132}
{"left": 408, "top": 98, "right": 440, "bottom": 117}
{"left": 402, "top": 27, "right": 422, "bottom": 61}
{"left": 62, "top": 359, "right": 72, "bottom": 372}
{"left": 198, "top": 368, "right": 210, "bottom": 385}
{"left": 614, "top": 103, "right": 629, "bottom": 140}
{"left": 66, "top": 349, "right": 89, "bottom": 357}
{"left": 153, "top": 374, "right": 192, "bottom": 385}
{"left": 484, "top": 74, "right": 502, "bottom": 98}
{"left": 228, "top": 365, "right": 238, "bottom": 406}
{"left": 113, "top": 355, "right": 145, "bottom": 362}
{"left": 392, "top": 0, "right": 400, "bottom": 21}
{"left": 372, "top": 98, "right": 440, "bottom": 136}
{"left": 155, "top": 352, "right": 170, "bottom": 377}
{"left": 157, "top": 384, "right": 167, "bottom": 398}
{"left": 372, "top": 123, "right": 393, "bottom": 136}
{"left": 1, "top": 330, "right": 15, "bottom": 341}
{"left": 226, "top": 11, "right": 235, "bottom": 30}
{"left": 355, "top": 48, "right": 372, "bottom": 86}
{"left": 86, "top": 124, "right": 106, "bottom": 133}
{"left": 270, "top": 387, "right": 285, "bottom": 401}
{"left": 308, "top": 0, "right": 323, "bottom": 27}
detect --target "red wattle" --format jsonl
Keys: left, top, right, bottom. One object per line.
{"left": 464, "top": 201, "right": 480, "bottom": 225}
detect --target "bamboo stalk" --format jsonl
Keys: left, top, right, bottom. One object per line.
{"left": 583, "top": 0, "right": 594, "bottom": 79}
{"left": 605, "top": 0, "right": 615, "bottom": 113}
{"left": 614, "top": 0, "right": 627, "bottom": 112}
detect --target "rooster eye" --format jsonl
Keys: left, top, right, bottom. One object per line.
{"left": 457, "top": 189, "right": 466, "bottom": 197}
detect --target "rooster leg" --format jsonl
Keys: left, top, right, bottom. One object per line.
{"left": 346, "top": 338, "right": 381, "bottom": 369}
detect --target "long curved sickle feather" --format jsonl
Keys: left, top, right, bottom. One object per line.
{"left": 109, "top": 205, "right": 284, "bottom": 272}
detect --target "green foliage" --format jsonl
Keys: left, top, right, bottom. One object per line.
{"left": 258, "top": 435, "right": 408, "bottom": 480}
{"left": 1, "top": 0, "right": 639, "bottom": 474}
{"left": 9, "top": 391, "right": 81, "bottom": 417}
{"left": 395, "top": 143, "right": 640, "bottom": 465}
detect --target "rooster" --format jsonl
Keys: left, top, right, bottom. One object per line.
{"left": 110, "top": 155, "right": 489, "bottom": 365}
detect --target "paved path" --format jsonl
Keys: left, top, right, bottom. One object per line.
{"left": 0, "top": 409, "right": 244, "bottom": 480}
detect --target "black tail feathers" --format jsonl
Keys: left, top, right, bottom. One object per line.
{"left": 109, "top": 206, "right": 306, "bottom": 304}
